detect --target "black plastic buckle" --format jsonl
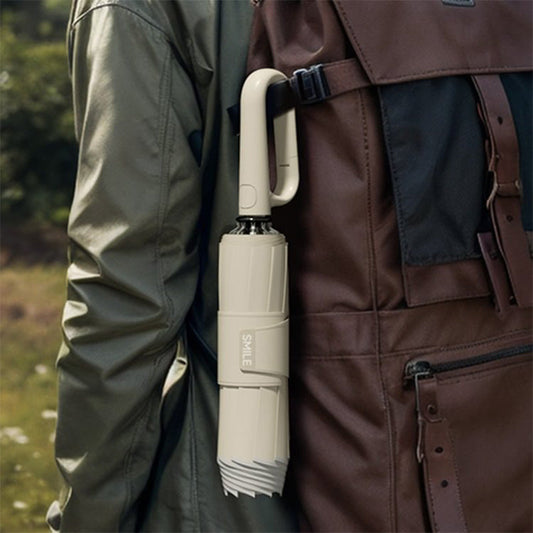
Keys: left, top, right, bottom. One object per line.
{"left": 290, "top": 65, "right": 330, "bottom": 105}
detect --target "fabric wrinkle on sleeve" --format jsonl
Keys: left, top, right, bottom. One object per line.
{"left": 52, "top": 4, "right": 206, "bottom": 531}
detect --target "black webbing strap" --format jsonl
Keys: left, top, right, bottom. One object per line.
{"left": 228, "top": 58, "right": 371, "bottom": 135}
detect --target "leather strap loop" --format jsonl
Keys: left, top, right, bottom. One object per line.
{"left": 494, "top": 180, "right": 522, "bottom": 198}
{"left": 416, "top": 376, "right": 468, "bottom": 533}
{"left": 473, "top": 74, "right": 532, "bottom": 308}
{"left": 478, "top": 231, "right": 513, "bottom": 314}
{"left": 321, "top": 58, "right": 372, "bottom": 98}
{"left": 473, "top": 76, "right": 521, "bottom": 190}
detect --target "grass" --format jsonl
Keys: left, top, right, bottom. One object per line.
{"left": 0, "top": 263, "right": 66, "bottom": 532}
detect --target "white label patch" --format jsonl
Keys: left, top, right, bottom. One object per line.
{"left": 240, "top": 330, "right": 255, "bottom": 369}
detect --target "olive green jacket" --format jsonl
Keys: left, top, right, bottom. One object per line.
{"left": 50, "top": 1, "right": 298, "bottom": 530}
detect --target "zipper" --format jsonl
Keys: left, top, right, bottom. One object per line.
{"left": 404, "top": 343, "right": 532, "bottom": 464}
{"left": 404, "top": 343, "right": 531, "bottom": 533}
{"left": 404, "top": 343, "right": 532, "bottom": 384}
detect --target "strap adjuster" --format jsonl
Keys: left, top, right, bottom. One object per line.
{"left": 290, "top": 65, "right": 330, "bottom": 104}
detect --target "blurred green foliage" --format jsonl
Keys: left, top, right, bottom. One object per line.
{"left": 1, "top": 263, "right": 66, "bottom": 531}
{"left": 1, "top": 0, "right": 77, "bottom": 226}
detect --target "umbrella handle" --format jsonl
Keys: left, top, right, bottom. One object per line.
{"left": 238, "top": 69, "right": 299, "bottom": 217}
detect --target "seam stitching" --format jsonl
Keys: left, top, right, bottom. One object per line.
{"left": 70, "top": 2, "right": 169, "bottom": 39}
{"left": 377, "top": 65, "right": 532, "bottom": 84}
{"left": 155, "top": 44, "right": 175, "bottom": 325}
{"left": 426, "top": 448, "right": 439, "bottom": 532}
{"left": 119, "top": 41, "right": 173, "bottom": 528}
{"left": 333, "top": 0, "right": 375, "bottom": 81}
{"left": 447, "top": 425, "right": 468, "bottom": 530}
{"left": 294, "top": 329, "right": 532, "bottom": 360}
{"left": 121, "top": 347, "right": 170, "bottom": 528}
{"left": 359, "top": 89, "right": 397, "bottom": 532}
{"left": 187, "top": 351, "right": 201, "bottom": 531}
{"left": 377, "top": 88, "right": 410, "bottom": 266}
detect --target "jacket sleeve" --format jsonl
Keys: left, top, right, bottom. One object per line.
{"left": 52, "top": 3, "right": 206, "bottom": 530}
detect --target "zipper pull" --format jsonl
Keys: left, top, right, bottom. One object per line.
{"left": 404, "top": 359, "right": 433, "bottom": 383}
{"left": 404, "top": 360, "right": 433, "bottom": 426}
{"left": 404, "top": 360, "right": 435, "bottom": 463}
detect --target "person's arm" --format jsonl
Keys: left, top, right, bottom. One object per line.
{"left": 52, "top": 3, "right": 206, "bottom": 530}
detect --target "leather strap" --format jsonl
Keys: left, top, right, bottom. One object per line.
{"left": 473, "top": 74, "right": 532, "bottom": 308}
{"left": 478, "top": 232, "right": 514, "bottom": 314}
{"left": 321, "top": 58, "right": 371, "bottom": 98}
{"left": 415, "top": 376, "right": 468, "bottom": 533}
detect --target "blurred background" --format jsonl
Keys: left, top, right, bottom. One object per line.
{"left": 1, "top": 0, "right": 76, "bottom": 530}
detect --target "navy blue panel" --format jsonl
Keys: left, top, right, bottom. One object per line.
{"left": 379, "top": 77, "right": 486, "bottom": 266}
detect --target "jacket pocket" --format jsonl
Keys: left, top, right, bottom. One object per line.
{"left": 404, "top": 343, "right": 532, "bottom": 532}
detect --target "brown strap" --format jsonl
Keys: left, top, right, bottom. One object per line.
{"left": 322, "top": 58, "right": 371, "bottom": 97}
{"left": 473, "top": 74, "right": 532, "bottom": 308}
{"left": 416, "top": 376, "right": 468, "bottom": 533}
{"left": 478, "top": 232, "right": 513, "bottom": 314}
